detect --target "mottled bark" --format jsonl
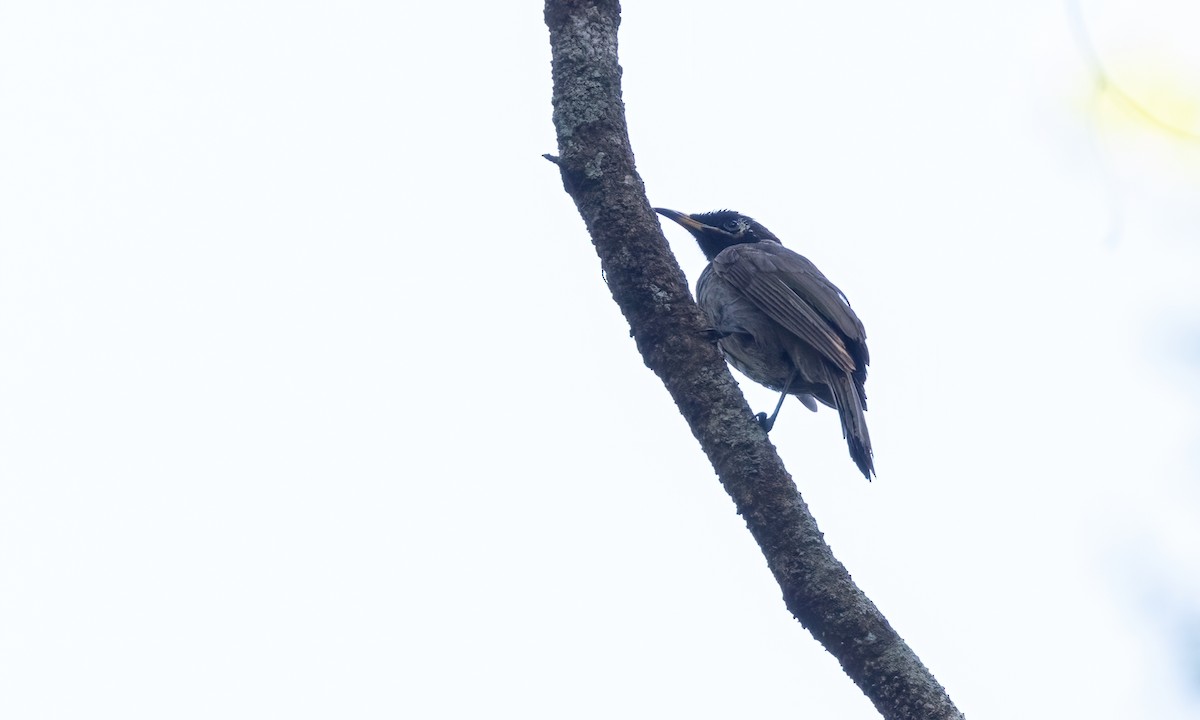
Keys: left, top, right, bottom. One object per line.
{"left": 543, "top": 2, "right": 963, "bottom": 719}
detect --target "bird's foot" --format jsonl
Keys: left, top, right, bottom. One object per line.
{"left": 701, "top": 327, "right": 731, "bottom": 344}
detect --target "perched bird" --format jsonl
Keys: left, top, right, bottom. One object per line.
{"left": 655, "top": 208, "right": 874, "bottom": 479}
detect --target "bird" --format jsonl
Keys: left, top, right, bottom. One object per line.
{"left": 655, "top": 208, "right": 874, "bottom": 479}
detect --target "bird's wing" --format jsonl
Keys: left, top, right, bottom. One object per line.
{"left": 710, "top": 243, "right": 865, "bottom": 374}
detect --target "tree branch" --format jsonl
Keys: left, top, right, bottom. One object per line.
{"left": 544, "top": 2, "right": 963, "bottom": 718}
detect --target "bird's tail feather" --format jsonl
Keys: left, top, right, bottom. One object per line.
{"left": 831, "top": 373, "right": 873, "bottom": 480}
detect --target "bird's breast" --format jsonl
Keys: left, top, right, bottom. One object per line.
{"left": 697, "top": 268, "right": 794, "bottom": 391}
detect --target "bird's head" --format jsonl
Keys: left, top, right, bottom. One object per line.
{"left": 654, "top": 208, "right": 780, "bottom": 261}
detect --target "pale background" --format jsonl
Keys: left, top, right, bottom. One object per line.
{"left": 1, "top": 1, "right": 1198, "bottom": 718}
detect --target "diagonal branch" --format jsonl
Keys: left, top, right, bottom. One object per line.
{"left": 543, "top": 2, "right": 962, "bottom": 719}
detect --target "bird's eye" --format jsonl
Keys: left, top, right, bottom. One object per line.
{"left": 723, "top": 219, "right": 742, "bottom": 232}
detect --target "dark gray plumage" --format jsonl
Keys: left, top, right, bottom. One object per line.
{"left": 655, "top": 208, "right": 874, "bottom": 479}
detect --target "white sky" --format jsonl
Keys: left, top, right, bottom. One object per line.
{"left": 1, "top": 1, "right": 1198, "bottom": 718}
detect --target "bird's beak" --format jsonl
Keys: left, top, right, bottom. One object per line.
{"left": 654, "top": 207, "right": 709, "bottom": 233}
